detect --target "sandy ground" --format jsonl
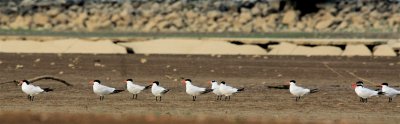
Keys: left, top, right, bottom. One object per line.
{"left": 1, "top": 53, "right": 400, "bottom": 123}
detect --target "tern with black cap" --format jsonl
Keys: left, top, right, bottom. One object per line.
{"left": 125, "top": 79, "right": 152, "bottom": 100}
{"left": 89, "top": 80, "right": 124, "bottom": 101}
{"left": 182, "top": 79, "right": 213, "bottom": 101}
{"left": 18, "top": 80, "right": 53, "bottom": 101}
{"left": 381, "top": 83, "right": 400, "bottom": 102}
{"left": 151, "top": 81, "right": 170, "bottom": 101}
{"left": 210, "top": 80, "right": 223, "bottom": 100}
{"left": 353, "top": 81, "right": 384, "bottom": 103}
{"left": 289, "top": 80, "right": 318, "bottom": 102}
{"left": 219, "top": 81, "right": 244, "bottom": 101}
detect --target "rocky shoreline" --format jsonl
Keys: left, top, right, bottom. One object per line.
{"left": 0, "top": 0, "right": 399, "bottom": 33}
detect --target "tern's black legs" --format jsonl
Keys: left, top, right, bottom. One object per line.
{"left": 217, "top": 95, "right": 222, "bottom": 100}
{"left": 27, "top": 95, "right": 34, "bottom": 101}
{"left": 389, "top": 97, "right": 392, "bottom": 102}
{"left": 360, "top": 98, "right": 368, "bottom": 103}
{"left": 224, "top": 96, "right": 231, "bottom": 101}
{"left": 28, "top": 95, "right": 34, "bottom": 101}
{"left": 192, "top": 96, "right": 197, "bottom": 101}
{"left": 155, "top": 96, "right": 162, "bottom": 101}
{"left": 295, "top": 96, "right": 301, "bottom": 102}
{"left": 99, "top": 96, "right": 104, "bottom": 101}
{"left": 132, "top": 94, "right": 138, "bottom": 99}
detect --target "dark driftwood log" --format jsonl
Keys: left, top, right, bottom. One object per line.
{"left": 267, "top": 85, "right": 289, "bottom": 89}
{"left": 0, "top": 75, "right": 72, "bottom": 86}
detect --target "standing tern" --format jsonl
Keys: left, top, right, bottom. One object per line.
{"left": 151, "top": 81, "right": 170, "bottom": 101}
{"left": 219, "top": 81, "right": 244, "bottom": 101}
{"left": 289, "top": 80, "right": 318, "bottom": 102}
{"left": 90, "top": 80, "right": 124, "bottom": 101}
{"left": 353, "top": 81, "right": 384, "bottom": 103}
{"left": 18, "top": 80, "right": 53, "bottom": 101}
{"left": 381, "top": 83, "right": 400, "bottom": 102}
{"left": 182, "top": 79, "right": 213, "bottom": 101}
{"left": 210, "top": 80, "right": 223, "bottom": 100}
{"left": 125, "top": 79, "right": 152, "bottom": 99}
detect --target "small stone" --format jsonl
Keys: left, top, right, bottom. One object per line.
{"left": 173, "top": 68, "right": 177, "bottom": 72}
{"left": 50, "top": 62, "right": 55, "bottom": 65}
{"left": 16, "top": 64, "right": 24, "bottom": 69}
{"left": 59, "top": 71, "right": 64, "bottom": 75}
{"left": 34, "top": 58, "right": 41, "bottom": 63}
{"left": 94, "top": 62, "right": 102, "bottom": 67}
{"left": 140, "top": 58, "right": 147, "bottom": 64}
{"left": 210, "top": 70, "right": 215, "bottom": 72}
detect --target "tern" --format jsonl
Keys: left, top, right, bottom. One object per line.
{"left": 90, "top": 80, "right": 124, "bottom": 101}
{"left": 125, "top": 79, "right": 152, "bottom": 99}
{"left": 381, "top": 83, "right": 400, "bottom": 102}
{"left": 219, "top": 81, "right": 244, "bottom": 101}
{"left": 289, "top": 80, "right": 318, "bottom": 102}
{"left": 353, "top": 81, "right": 384, "bottom": 103}
{"left": 151, "top": 81, "right": 170, "bottom": 101}
{"left": 18, "top": 80, "right": 53, "bottom": 101}
{"left": 210, "top": 80, "right": 223, "bottom": 100}
{"left": 182, "top": 79, "right": 213, "bottom": 101}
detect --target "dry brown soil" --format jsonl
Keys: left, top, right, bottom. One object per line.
{"left": 1, "top": 53, "right": 400, "bottom": 123}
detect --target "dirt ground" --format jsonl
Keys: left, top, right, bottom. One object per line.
{"left": 1, "top": 53, "right": 400, "bottom": 123}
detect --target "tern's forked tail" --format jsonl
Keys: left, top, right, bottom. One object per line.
{"left": 43, "top": 88, "right": 53, "bottom": 92}
{"left": 162, "top": 89, "right": 170, "bottom": 94}
{"left": 237, "top": 88, "right": 244, "bottom": 92}
{"left": 201, "top": 88, "right": 213, "bottom": 94}
{"left": 310, "top": 88, "right": 319, "bottom": 93}
{"left": 112, "top": 89, "right": 124, "bottom": 94}
{"left": 144, "top": 84, "right": 152, "bottom": 90}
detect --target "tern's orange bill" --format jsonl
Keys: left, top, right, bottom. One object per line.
{"left": 351, "top": 83, "right": 357, "bottom": 89}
